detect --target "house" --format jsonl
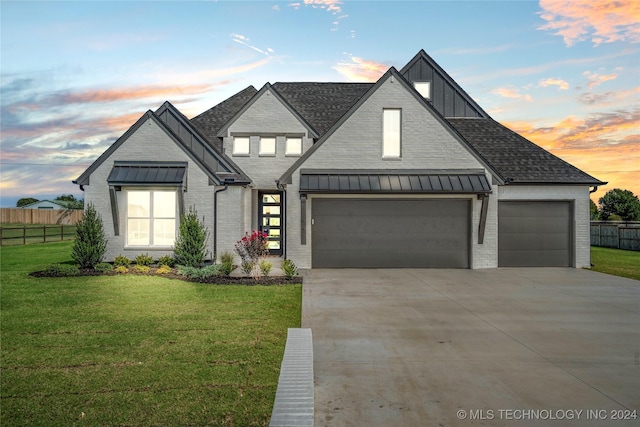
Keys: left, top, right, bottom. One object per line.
{"left": 19, "top": 200, "right": 69, "bottom": 210}
{"left": 73, "top": 50, "right": 605, "bottom": 269}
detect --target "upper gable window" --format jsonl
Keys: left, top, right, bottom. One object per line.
{"left": 233, "top": 136, "right": 250, "bottom": 156}
{"left": 414, "top": 81, "right": 431, "bottom": 100}
{"left": 285, "top": 137, "right": 302, "bottom": 156}
{"left": 383, "top": 109, "right": 401, "bottom": 159}
{"left": 259, "top": 137, "right": 276, "bottom": 156}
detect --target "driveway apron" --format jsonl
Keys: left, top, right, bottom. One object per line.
{"left": 302, "top": 268, "right": 640, "bottom": 427}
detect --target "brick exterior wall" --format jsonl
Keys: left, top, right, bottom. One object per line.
{"left": 83, "top": 117, "right": 217, "bottom": 262}
{"left": 497, "top": 185, "right": 592, "bottom": 268}
{"left": 283, "top": 77, "right": 494, "bottom": 269}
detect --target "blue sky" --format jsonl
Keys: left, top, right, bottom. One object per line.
{"left": 1, "top": 0, "right": 638, "bottom": 207}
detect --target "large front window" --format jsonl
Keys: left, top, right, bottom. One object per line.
{"left": 127, "top": 190, "right": 176, "bottom": 247}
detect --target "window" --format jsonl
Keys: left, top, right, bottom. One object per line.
{"left": 414, "top": 81, "right": 431, "bottom": 100}
{"left": 127, "top": 190, "right": 176, "bottom": 247}
{"left": 259, "top": 137, "right": 276, "bottom": 156}
{"left": 233, "top": 136, "right": 250, "bottom": 156}
{"left": 383, "top": 109, "right": 401, "bottom": 158}
{"left": 285, "top": 137, "right": 302, "bottom": 156}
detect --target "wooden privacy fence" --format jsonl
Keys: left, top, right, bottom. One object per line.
{"left": 0, "top": 208, "right": 83, "bottom": 225}
{"left": 0, "top": 225, "right": 77, "bottom": 246}
{"left": 591, "top": 221, "right": 640, "bottom": 251}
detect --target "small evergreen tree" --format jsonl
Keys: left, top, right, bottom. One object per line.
{"left": 72, "top": 203, "right": 107, "bottom": 269}
{"left": 173, "top": 207, "right": 209, "bottom": 267}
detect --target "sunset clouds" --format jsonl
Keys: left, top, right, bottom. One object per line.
{"left": 1, "top": 1, "right": 638, "bottom": 206}
{"left": 333, "top": 55, "right": 388, "bottom": 82}
{"left": 538, "top": 0, "right": 640, "bottom": 46}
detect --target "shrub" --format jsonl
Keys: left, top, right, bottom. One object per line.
{"left": 219, "top": 261, "right": 234, "bottom": 276}
{"left": 46, "top": 263, "right": 80, "bottom": 277}
{"left": 135, "top": 253, "right": 153, "bottom": 266}
{"left": 71, "top": 203, "right": 107, "bottom": 269}
{"left": 234, "top": 230, "right": 268, "bottom": 278}
{"left": 240, "top": 261, "right": 254, "bottom": 276}
{"left": 114, "top": 255, "right": 130, "bottom": 268}
{"left": 281, "top": 259, "right": 298, "bottom": 279}
{"left": 259, "top": 260, "right": 272, "bottom": 276}
{"left": 220, "top": 251, "right": 234, "bottom": 265}
{"left": 157, "top": 255, "right": 175, "bottom": 267}
{"left": 132, "top": 264, "right": 150, "bottom": 274}
{"left": 176, "top": 264, "right": 221, "bottom": 280}
{"left": 114, "top": 266, "right": 129, "bottom": 274}
{"left": 174, "top": 207, "right": 209, "bottom": 268}
{"left": 94, "top": 262, "right": 114, "bottom": 273}
{"left": 156, "top": 265, "right": 172, "bottom": 275}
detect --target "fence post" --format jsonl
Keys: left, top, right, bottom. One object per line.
{"left": 23, "top": 226, "right": 26, "bottom": 245}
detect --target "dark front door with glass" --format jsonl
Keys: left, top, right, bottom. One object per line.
{"left": 259, "top": 192, "right": 283, "bottom": 255}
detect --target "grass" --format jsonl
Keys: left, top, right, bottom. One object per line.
{"left": 590, "top": 246, "right": 640, "bottom": 281}
{"left": 0, "top": 241, "right": 302, "bottom": 426}
{"left": 1, "top": 223, "right": 77, "bottom": 246}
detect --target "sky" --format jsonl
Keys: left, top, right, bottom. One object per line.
{"left": 1, "top": 0, "right": 638, "bottom": 208}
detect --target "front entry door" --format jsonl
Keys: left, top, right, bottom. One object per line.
{"left": 259, "top": 192, "right": 283, "bottom": 255}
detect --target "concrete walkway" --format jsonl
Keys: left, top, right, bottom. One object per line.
{"left": 302, "top": 268, "right": 640, "bottom": 426}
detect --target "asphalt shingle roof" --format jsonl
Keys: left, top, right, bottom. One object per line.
{"left": 190, "top": 85, "right": 258, "bottom": 152}
{"left": 188, "top": 80, "right": 604, "bottom": 187}
{"left": 447, "top": 118, "right": 605, "bottom": 185}
{"left": 272, "top": 82, "right": 374, "bottom": 136}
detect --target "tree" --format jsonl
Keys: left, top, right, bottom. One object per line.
{"left": 55, "top": 194, "right": 84, "bottom": 209}
{"left": 589, "top": 199, "right": 600, "bottom": 220}
{"left": 598, "top": 189, "right": 640, "bottom": 221}
{"left": 72, "top": 203, "right": 107, "bottom": 269}
{"left": 173, "top": 207, "right": 209, "bottom": 267}
{"left": 16, "top": 198, "right": 38, "bottom": 207}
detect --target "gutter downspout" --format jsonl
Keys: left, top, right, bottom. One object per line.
{"left": 590, "top": 186, "right": 599, "bottom": 194}
{"left": 275, "top": 180, "right": 287, "bottom": 260}
{"left": 213, "top": 184, "right": 229, "bottom": 262}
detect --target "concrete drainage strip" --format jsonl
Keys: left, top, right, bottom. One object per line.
{"left": 269, "top": 328, "right": 314, "bottom": 427}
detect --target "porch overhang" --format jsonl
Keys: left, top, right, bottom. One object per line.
{"left": 299, "top": 169, "right": 492, "bottom": 195}
{"left": 106, "top": 162, "right": 187, "bottom": 236}
{"left": 298, "top": 169, "right": 492, "bottom": 246}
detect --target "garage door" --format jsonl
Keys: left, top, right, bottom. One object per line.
{"left": 312, "top": 199, "right": 470, "bottom": 268}
{"left": 498, "top": 201, "right": 572, "bottom": 267}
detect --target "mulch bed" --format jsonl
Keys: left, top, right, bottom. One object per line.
{"left": 30, "top": 267, "right": 302, "bottom": 285}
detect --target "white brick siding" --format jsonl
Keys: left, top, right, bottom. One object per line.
{"left": 83, "top": 117, "right": 216, "bottom": 262}
{"left": 283, "top": 77, "right": 496, "bottom": 269}
{"left": 498, "top": 185, "right": 592, "bottom": 268}
{"left": 222, "top": 88, "right": 313, "bottom": 189}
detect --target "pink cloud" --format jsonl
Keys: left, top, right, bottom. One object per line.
{"left": 333, "top": 56, "right": 388, "bottom": 82}
{"left": 538, "top": 0, "right": 640, "bottom": 46}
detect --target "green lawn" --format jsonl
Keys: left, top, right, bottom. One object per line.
{"left": 590, "top": 246, "right": 640, "bottom": 281}
{"left": 0, "top": 241, "right": 302, "bottom": 426}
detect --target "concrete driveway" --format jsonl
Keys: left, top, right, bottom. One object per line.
{"left": 302, "top": 268, "right": 640, "bottom": 426}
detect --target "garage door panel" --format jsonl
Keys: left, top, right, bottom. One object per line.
{"left": 498, "top": 201, "right": 572, "bottom": 267}
{"left": 312, "top": 199, "right": 470, "bottom": 268}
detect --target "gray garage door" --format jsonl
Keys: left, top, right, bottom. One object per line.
{"left": 498, "top": 201, "right": 572, "bottom": 267}
{"left": 312, "top": 199, "right": 470, "bottom": 268}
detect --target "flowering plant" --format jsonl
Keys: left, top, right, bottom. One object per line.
{"left": 234, "top": 230, "right": 268, "bottom": 277}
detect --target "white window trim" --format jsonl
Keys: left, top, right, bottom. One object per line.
{"left": 285, "top": 137, "right": 303, "bottom": 157}
{"left": 125, "top": 189, "right": 177, "bottom": 249}
{"left": 382, "top": 108, "right": 401, "bottom": 159}
{"left": 259, "top": 136, "right": 277, "bottom": 156}
{"left": 232, "top": 136, "right": 250, "bottom": 156}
